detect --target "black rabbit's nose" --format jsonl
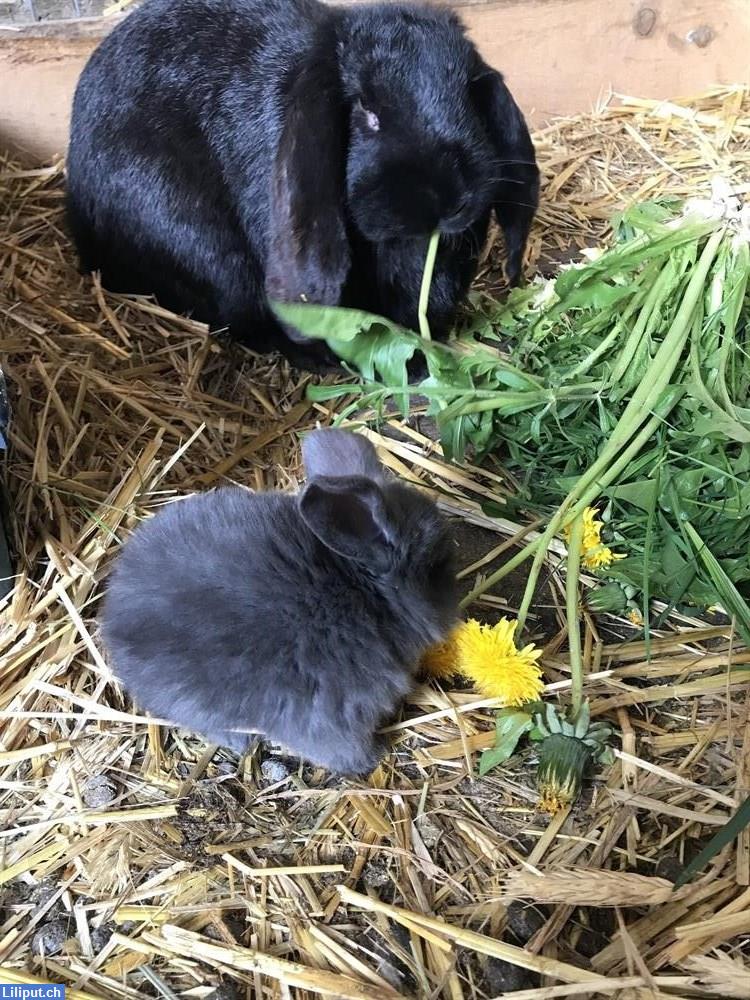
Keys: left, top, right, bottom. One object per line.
{"left": 407, "top": 186, "right": 442, "bottom": 233}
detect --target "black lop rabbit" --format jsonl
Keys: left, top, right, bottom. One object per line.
{"left": 100, "top": 429, "right": 458, "bottom": 774}
{"left": 67, "top": 0, "right": 539, "bottom": 370}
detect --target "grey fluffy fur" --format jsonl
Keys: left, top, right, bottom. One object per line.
{"left": 100, "top": 429, "right": 458, "bottom": 774}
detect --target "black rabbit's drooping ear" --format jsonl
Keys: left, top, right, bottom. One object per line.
{"left": 302, "top": 429, "right": 385, "bottom": 483}
{"left": 265, "top": 25, "right": 351, "bottom": 341}
{"left": 470, "top": 61, "right": 540, "bottom": 286}
{"left": 299, "top": 475, "right": 394, "bottom": 573}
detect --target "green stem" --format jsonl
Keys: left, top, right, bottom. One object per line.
{"left": 592, "top": 229, "right": 722, "bottom": 459}
{"left": 565, "top": 387, "right": 684, "bottom": 518}
{"left": 717, "top": 240, "right": 750, "bottom": 411}
{"left": 642, "top": 462, "right": 661, "bottom": 658}
{"left": 440, "top": 386, "right": 601, "bottom": 418}
{"left": 564, "top": 306, "right": 638, "bottom": 381}
{"left": 418, "top": 231, "right": 440, "bottom": 341}
{"left": 566, "top": 511, "right": 585, "bottom": 713}
{"left": 608, "top": 256, "right": 681, "bottom": 386}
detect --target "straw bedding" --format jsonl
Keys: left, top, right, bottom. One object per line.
{"left": 1, "top": 88, "right": 750, "bottom": 1000}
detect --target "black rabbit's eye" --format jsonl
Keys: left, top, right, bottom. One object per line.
{"left": 355, "top": 99, "right": 380, "bottom": 133}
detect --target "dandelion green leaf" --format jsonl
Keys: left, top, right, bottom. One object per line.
{"left": 478, "top": 711, "right": 533, "bottom": 776}
{"left": 270, "top": 300, "right": 395, "bottom": 341}
{"left": 683, "top": 522, "right": 750, "bottom": 644}
{"left": 607, "top": 480, "right": 660, "bottom": 512}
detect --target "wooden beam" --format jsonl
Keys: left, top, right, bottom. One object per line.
{"left": 1, "top": 0, "right": 748, "bottom": 163}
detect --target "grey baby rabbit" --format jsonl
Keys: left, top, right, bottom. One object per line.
{"left": 100, "top": 429, "right": 458, "bottom": 775}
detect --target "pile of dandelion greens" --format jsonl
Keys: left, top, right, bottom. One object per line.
{"left": 273, "top": 181, "right": 750, "bottom": 846}
{"left": 275, "top": 183, "right": 750, "bottom": 636}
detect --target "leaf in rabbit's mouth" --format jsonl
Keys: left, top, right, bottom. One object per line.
{"left": 270, "top": 299, "right": 424, "bottom": 387}
{"left": 270, "top": 300, "right": 409, "bottom": 344}
{"left": 270, "top": 229, "right": 440, "bottom": 348}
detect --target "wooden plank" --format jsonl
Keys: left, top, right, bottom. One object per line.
{"left": 1, "top": 0, "right": 749, "bottom": 162}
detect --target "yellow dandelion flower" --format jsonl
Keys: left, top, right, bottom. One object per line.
{"left": 420, "top": 629, "right": 461, "bottom": 680}
{"left": 582, "top": 545, "right": 627, "bottom": 571}
{"left": 455, "top": 618, "right": 543, "bottom": 706}
{"left": 581, "top": 506, "right": 603, "bottom": 550}
{"left": 565, "top": 506, "right": 604, "bottom": 551}
{"left": 564, "top": 507, "right": 625, "bottom": 572}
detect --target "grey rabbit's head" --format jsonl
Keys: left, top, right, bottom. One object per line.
{"left": 300, "top": 428, "right": 458, "bottom": 646}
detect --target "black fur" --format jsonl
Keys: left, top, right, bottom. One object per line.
{"left": 99, "top": 429, "right": 459, "bottom": 774}
{"left": 67, "top": 0, "right": 539, "bottom": 369}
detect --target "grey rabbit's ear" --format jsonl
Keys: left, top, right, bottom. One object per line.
{"left": 299, "top": 475, "right": 393, "bottom": 572}
{"left": 265, "top": 24, "right": 351, "bottom": 341}
{"left": 302, "top": 429, "right": 385, "bottom": 482}
{"left": 469, "top": 59, "right": 539, "bottom": 286}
